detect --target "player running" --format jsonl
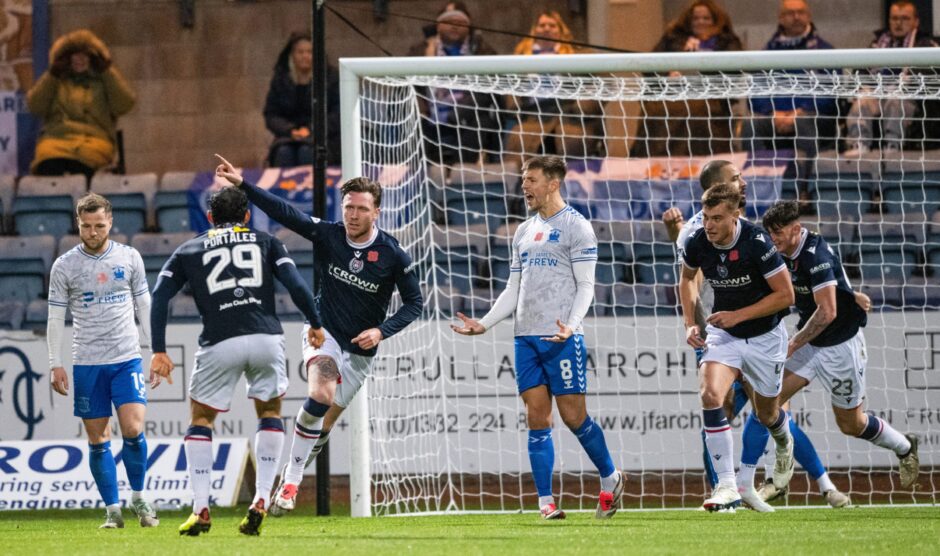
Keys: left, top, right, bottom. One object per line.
{"left": 743, "top": 200, "right": 920, "bottom": 500}
{"left": 47, "top": 193, "right": 159, "bottom": 529}
{"left": 150, "top": 186, "right": 324, "bottom": 536}
{"left": 680, "top": 179, "right": 796, "bottom": 512}
{"left": 664, "top": 160, "right": 850, "bottom": 510}
{"left": 452, "top": 155, "right": 624, "bottom": 520}
{"left": 213, "top": 154, "right": 423, "bottom": 517}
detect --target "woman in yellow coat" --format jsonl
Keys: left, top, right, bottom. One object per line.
{"left": 27, "top": 29, "right": 135, "bottom": 180}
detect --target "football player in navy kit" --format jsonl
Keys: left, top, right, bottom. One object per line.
{"left": 755, "top": 200, "right": 920, "bottom": 494}
{"left": 680, "top": 181, "right": 796, "bottom": 512}
{"left": 213, "top": 155, "right": 423, "bottom": 516}
{"left": 150, "top": 186, "right": 324, "bottom": 536}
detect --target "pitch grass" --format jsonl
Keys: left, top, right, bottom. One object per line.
{"left": 1, "top": 505, "right": 937, "bottom": 555}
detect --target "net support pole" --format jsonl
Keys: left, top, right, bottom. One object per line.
{"left": 340, "top": 57, "right": 371, "bottom": 519}
{"left": 311, "top": 0, "right": 330, "bottom": 517}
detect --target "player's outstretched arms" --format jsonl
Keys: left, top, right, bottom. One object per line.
{"left": 451, "top": 312, "right": 486, "bottom": 336}
{"left": 51, "top": 367, "right": 69, "bottom": 396}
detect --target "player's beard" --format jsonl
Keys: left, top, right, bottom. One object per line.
{"left": 82, "top": 234, "right": 108, "bottom": 253}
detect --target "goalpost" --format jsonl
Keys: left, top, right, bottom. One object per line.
{"left": 339, "top": 48, "right": 940, "bottom": 517}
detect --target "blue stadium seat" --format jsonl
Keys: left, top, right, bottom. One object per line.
{"left": 0, "top": 235, "right": 56, "bottom": 303}
{"left": 14, "top": 175, "right": 86, "bottom": 237}
{"left": 880, "top": 176, "right": 940, "bottom": 216}
{"left": 444, "top": 194, "right": 510, "bottom": 231}
{"left": 91, "top": 173, "right": 157, "bottom": 237}
{"left": 856, "top": 245, "right": 916, "bottom": 285}
{"left": 433, "top": 245, "right": 475, "bottom": 294}
{"left": 812, "top": 175, "right": 873, "bottom": 220}
{"left": 130, "top": 232, "right": 196, "bottom": 288}
{"left": 593, "top": 284, "right": 613, "bottom": 317}
{"left": 156, "top": 172, "right": 196, "bottom": 232}
{"left": 421, "top": 284, "right": 463, "bottom": 317}
{"left": 0, "top": 300, "right": 25, "bottom": 330}
{"left": 611, "top": 284, "right": 660, "bottom": 316}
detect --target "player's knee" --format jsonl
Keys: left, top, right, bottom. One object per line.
{"left": 526, "top": 409, "right": 552, "bottom": 430}
{"left": 699, "top": 388, "right": 724, "bottom": 409}
{"left": 754, "top": 406, "right": 779, "bottom": 427}
{"left": 834, "top": 411, "right": 865, "bottom": 436}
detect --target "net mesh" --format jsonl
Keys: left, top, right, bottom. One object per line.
{"left": 357, "top": 68, "right": 940, "bottom": 515}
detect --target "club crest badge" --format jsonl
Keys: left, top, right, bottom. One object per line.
{"left": 717, "top": 265, "right": 729, "bottom": 278}
{"left": 112, "top": 266, "right": 125, "bottom": 281}
{"left": 349, "top": 256, "right": 364, "bottom": 274}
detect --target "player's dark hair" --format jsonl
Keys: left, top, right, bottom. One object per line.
{"left": 341, "top": 177, "right": 383, "bottom": 208}
{"left": 523, "top": 155, "right": 567, "bottom": 183}
{"left": 208, "top": 186, "right": 249, "bottom": 226}
{"left": 701, "top": 182, "right": 742, "bottom": 211}
{"left": 762, "top": 200, "right": 801, "bottom": 232}
{"left": 698, "top": 159, "right": 733, "bottom": 192}
{"left": 76, "top": 192, "right": 112, "bottom": 216}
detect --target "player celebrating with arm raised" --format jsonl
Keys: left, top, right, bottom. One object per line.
{"left": 149, "top": 186, "right": 325, "bottom": 536}
{"left": 452, "top": 155, "right": 623, "bottom": 521}
{"left": 743, "top": 201, "right": 920, "bottom": 499}
{"left": 47, "top": 193, "right": 159, "bottom": 529}
{"left": 680, "top": 179, "right": 796, "bottom": 512}
{"left": 213, "top": 154, "right": 423, "bottom": 517}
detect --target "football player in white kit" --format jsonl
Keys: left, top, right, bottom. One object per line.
{"left": 452, "top": 156, "right": 623, "bottom": 520}
{"left": 47, "top": 193, "right": 159, "bottom": 529}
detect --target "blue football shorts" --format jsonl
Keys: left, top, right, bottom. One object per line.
{"left": 514, "top": 334, "right": 587, "bottom": 396}
{"left": 72, "top": 358, "right": 148, "bottom": 419}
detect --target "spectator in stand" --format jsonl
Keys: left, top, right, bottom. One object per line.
{"left": 504, "top": 11, "right": 603, "bottom": 171}
{"left": 27, "top": 29, "right": 135, "bottom": 181}
{"left": 630, "top": 0, "right": 743, "bottom": 158}
{"left": 741, "top": 0, "right": 837, "bottom": 208}
{"left": 407, "top": 2, "right": 501, "bottom": 164}
{"left": 264, "top": 31, "right": 341, "bottom": 167}
{"left": 844, "top": 0, "right": 940, "bottom": 155}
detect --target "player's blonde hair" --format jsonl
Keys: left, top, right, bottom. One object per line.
{"left": 701, "top": 182, "right": 742, "bottom": 211}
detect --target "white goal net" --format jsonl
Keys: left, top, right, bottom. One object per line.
{"left": 340, "top": 50, "right": 940, "bottom": 515}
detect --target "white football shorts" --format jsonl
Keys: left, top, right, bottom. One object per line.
{"left": 190, "top": 333, "right": 287, "bottom": 412}
{"left": 701, "top": 320, "right": 788, "bottom": 398}
{"left": 301, "top": 324, "right": 374, "bottom": 408}
{"left": 787, "top": 330, "right": 867, "bottom": 409}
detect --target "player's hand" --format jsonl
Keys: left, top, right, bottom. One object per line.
{"left": 308, "top": 326, "right": 326, "bottom": 349}
{"left": 149, "top": 352, "right": 175, "bottom": 387}
{"left": 351, "top": 328, "right": 383, "bottom": 350}
{"left": 214, "top": 153, "right": 243, "bottom": 187}
{"left": 707, "top": 311, "right": 740, "bottom": 330}
{"left": 855, "top": 291, "right": 872, "bottom": 313}
{"left": 51, "top": 367, "right": 69, "bottom": 396}
{"left": 541, "top": 319, "right": 574, "bottom": 343}
{"left": 686, "top": 324, "right": 705, "bottom": 348}
{"left": 450, "top": 312, "right": 486, "bottom": 336}
{"left": 662, "top": 207, "right": 684, "bottom": 240}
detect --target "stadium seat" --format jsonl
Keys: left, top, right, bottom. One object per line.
{"left": 595, "top": 242, "right": 632, "bottom": 286}
{"left": 0, "top": 235, "right": 56, "bottom": 303}
{"left": 57, "top": 233, "right": 129, "bottom": 257}
{"left": 421, "top": 284, "right": 463, "bottom": 317}
{"left": 433, "top": 244, "right": 475, "bottom": 294}
{"left": 0, "top": 300, "right": 25, "bottom": 330}
{"left": 90, "top": 173, "right": 158, "bottom": 236}
{"left": 444, "top": 194, "right": 510, "bottom": 232}
{"left": 812, "top": 155, "right": 879, "bottom": 220}
{"left": 610, "top": 284, "right": 662, "bottom": 316}
{"left": 130, "top": 232, "right": 196, "bottom": 288}
{"left": 593, "top": 284, "right": 613, "bottom": 317}
{"left": 156, "top": 171, "right": 196, "bottom": 232}
{"left": 23, "top": 299, "right": 71, "bottom": 330}
{"left": 14, "top": 175, "right": 86, "bottom": 237}
{"left": 880, "top": 158, "right": 940, "bottom": 216}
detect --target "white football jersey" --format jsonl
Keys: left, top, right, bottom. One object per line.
{"left": 48, "top": 240, "right": 149, "bottom": 366}
{"left": 510, "top": 206, "right": 597, "bottom": 337}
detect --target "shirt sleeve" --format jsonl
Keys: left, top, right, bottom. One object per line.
{"left": 378, "top": 249, "right": 423, "bottom": 339}
{"left": 753, "top": 229, "right": 787, "bottom": 279}
{"left": 807, "top": 240, "right": 838, "bottom": 292}
{"left": 569, "top": 219, "right": 599, "bottom": 265}
{"left": 241, "top": 180, "right": 324, "bottom": 242}
{"left": 47, "top": 259, "right": 69, "bottom": 310}
{"left": 681, "top": 230, "right": 702, "bottom": 270}
{"left": 150, "top": 250, "right": 186, "bottom": 353}
{"left": 130, "top": 248, "right": 150, "bottom": 298}
{"left": 270, "top": 237, "right": 322, "bottom": 328}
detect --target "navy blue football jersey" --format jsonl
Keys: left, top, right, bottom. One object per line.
{"left": 156, "top": 225, "right": 297, "bottom": 347}
{"left": 682, "top": 219, "right": 789, "bottom": 339}
{"left": 241, "top": 182, "right": 423, "bottom": 356}
{"left": 784, "top": 230, "right": 866, "bottom": 347}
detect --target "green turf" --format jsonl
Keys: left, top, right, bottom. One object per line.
{"left": 1, "top": 506, "right": 937, "bottom": 555}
